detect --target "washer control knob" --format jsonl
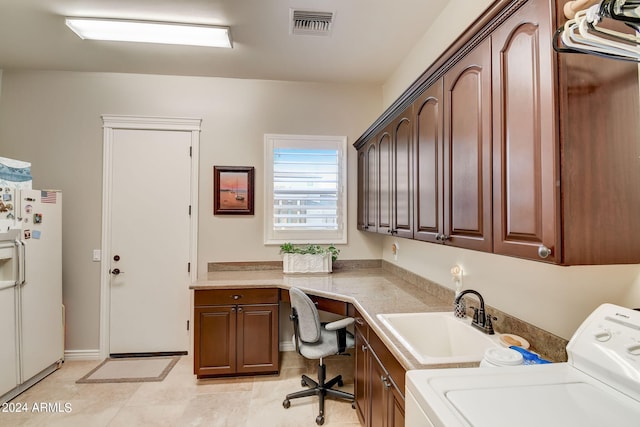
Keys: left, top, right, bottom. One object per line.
{"left": 593, "top": 329, "right": 612, "bottom": 342}
{"left": 626, "top": 343, "right": 640, "bottom": 356}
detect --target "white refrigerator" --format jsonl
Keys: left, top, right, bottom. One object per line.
{"left": 0, "top": 189, "right": 63, "bottom": 404}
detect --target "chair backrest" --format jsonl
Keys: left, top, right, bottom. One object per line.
{"left": 289, "top": 287, "right": 321, "bottom": 343}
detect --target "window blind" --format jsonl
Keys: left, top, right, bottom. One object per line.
{"left": 273, "top": 148, "right": 339, "bottom": 230}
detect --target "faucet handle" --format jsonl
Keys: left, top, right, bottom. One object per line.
{"left": 470, "top": 306, "right": 479, "bottom": 324}
{"left": 485, "top": 314, "right": 495, "bottom": 335}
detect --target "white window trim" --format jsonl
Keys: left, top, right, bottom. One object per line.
{"left": 264, "top": 133, "right": 347, "bottom": 245}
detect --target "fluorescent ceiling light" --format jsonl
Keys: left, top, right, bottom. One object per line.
{"left": 65, "top": 18, "right": 232, "bottom": 48}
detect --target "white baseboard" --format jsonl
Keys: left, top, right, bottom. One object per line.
{"left": 64, "top": 349, "right": 102, "bottom": 361}
{"left": 279, "top": 341, "right": 295, "bottom": 352}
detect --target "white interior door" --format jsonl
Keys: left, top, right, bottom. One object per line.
{"left": 107, "top": 126, "right": 193, "bottom": 355}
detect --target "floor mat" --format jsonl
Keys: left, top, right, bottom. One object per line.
{"left": 76, "top": 356, "right": 180, "bottom": 384}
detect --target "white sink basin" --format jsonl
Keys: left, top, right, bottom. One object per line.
{"left": 377, "top": 312, "right": 500, "bottom": 364}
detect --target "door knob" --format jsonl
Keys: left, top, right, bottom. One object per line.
{"left": 110, "top": 268, "right": 123, "bottom": 275}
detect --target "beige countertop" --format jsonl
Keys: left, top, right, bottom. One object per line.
{"left": 192, "top": 268, "right": 489, "bottom": 371}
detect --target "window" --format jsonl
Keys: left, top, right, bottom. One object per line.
{"left": 264, "top": 134, "right": 347, "bottom": 244}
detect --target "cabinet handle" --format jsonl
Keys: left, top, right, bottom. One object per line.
{"left": 238, "top": 307, "right": 243, "bottom": 312}
{"left": 381, "top": 376, "right": 391, "bottom": 389}
{"left": 231, "top": 307, "right": 236, "bottom": 312}
{"left": 538, "top": 245, "right": 552, "bottom": 259}
{"left": 355, "top": 318, "right": 364, "bottom": 326}
{"left": 436, "top": 233, "right": 450, "bottom": 243}
{"left": 362, "top": 345, "right": 368, "bottom": 352}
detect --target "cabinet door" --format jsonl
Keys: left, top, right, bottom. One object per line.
{"left": 414, "top": 80, "right": 444, "bottom": 242}
{"left": 359, "top": 141, "right": 376, "bottom": 232}
{"left": 393, "top": 113, "right": 413, "bottom": 238}
{"left": 387, "top": 384, "right": 405, "bottom": 427}
{"left": 357, "top": 147, "right": 367, "bottom": 231}
{"left": 443, "top": 38, "right": 493, "bottom": 252}
{"left": 194, "top": 305, "right": 236, "bottom": 377}
{"left": 236, "top": 304, "right": 279, "bottom": 374}
{"left": 366, "top": 142, "right": 378, "bottom": 232}
{"left": 377, "top": 127, "right": 393, "bottom": 235}
{"left": 492, "top": 0, "right": 557, "bottom": 262}
{"left": 354, "top": 326, "right": 369, "bottom": 425}
{"left": 369, "top": 350, "right": 388, "bottom": 427}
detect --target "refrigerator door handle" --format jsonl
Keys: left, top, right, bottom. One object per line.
{"left": 16, "top": 239, "right": 26, "bottom": 286}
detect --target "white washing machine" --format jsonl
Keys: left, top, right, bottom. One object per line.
{"left": 406, "top": 303, "right": 640, "bottom": 427}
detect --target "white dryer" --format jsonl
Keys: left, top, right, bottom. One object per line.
{"left": 406, "top": 303, "right": 640, "bottom": 427}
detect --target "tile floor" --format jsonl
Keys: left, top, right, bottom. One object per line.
{"left": 1, "top": 352, "right": 361, "bottom": 427}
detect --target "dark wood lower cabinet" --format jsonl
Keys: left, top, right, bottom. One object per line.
{"left": 194, "top": 288, "right": 279, "bottom": 378}
{"left": 352, "top": 305, "right": 405, "bottom": 427}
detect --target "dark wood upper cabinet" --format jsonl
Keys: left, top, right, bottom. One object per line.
{"left": 358, "top": 140, "right": 378, "bottom": 232}
{"left": 392, "top": 113, "right": 414, "bottom": 238}
{"left": 492, "top": 0, "right": 558, "bottom": 262}
{"left": 414, "top": 80, "right": 444, "bottom": 243}
{"left": 357, "top": 147, "right": 367, "bottom": 231}
{"left": 378, "top": 128, "right": 393, "bottom": 235}
{"left": 443, "top": 38, "right": 493, "bottom": 252}
{"left": 354, "top": 0, "right": 640, "bottom": 265}
{"left": 366, "top": 141, "right": 378, "bottom": 232}
{"left": 557, "top": 20, "right": 640, "bottom": 264}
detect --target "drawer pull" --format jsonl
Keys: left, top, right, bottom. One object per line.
{"left": 232, "top": 295, "right": 242, "bottom": 300}
{"left": 381, "top": 376, "right": 391, "bottom": 389}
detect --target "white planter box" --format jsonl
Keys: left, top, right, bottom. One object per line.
{"left": 282, "top": 253, "right": 332, "bottom": 274}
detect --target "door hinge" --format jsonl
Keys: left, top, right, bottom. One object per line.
{"left": 188, "top": 205, "right": 191, "bottom": 216}
{"left": 187, "top": 320, "right": 190, "bottom": 331}
{"left": 187, "top": 262, "right": 191, "bottom": 273}
{"left": 189, "top": 146, "right": 192, "bottom": 157}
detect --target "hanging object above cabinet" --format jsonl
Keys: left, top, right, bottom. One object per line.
{"left": 554, "top": 0, "right": 640, "bottom": 62}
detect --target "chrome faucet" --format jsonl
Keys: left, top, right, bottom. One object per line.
{"left": 454, "top": 289, "right": 494, "bottom": 334}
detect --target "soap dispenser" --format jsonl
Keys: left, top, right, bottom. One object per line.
{"left": 451, "top": 265, "right": 466, "bottom": 318}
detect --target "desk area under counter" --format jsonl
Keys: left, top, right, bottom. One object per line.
{"left": 190, "top": 268, "right": 458, "bottom": 373}
{"left": 191, "top": 267, "right": 457, "bottom": 427}
{"left": 191, "top": 266, "right": 568, "bottom": 426}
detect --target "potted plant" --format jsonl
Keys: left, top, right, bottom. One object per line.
{"left": 279, "top": 243, "right": 340, "bottom": 274}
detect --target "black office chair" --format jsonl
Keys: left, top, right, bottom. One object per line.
{"left": 282, "top": 287, "right": 355, "bottom": 425}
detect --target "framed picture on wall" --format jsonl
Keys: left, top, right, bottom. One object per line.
{"left": 213, "top": 166, "right": 255, "bottom": 215}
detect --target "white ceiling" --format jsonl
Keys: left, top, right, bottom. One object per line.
{"left": 0, "top": 0, "right": 450, "bottom": 84}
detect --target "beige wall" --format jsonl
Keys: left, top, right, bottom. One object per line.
{"left": 0, "top": 70, "right": 383, "bottom": 352}
{"left": 383, "top": 0, "right": 495, "bottom": 107}
{"left": 380, "top": 0, "right": 640, "bottom": 340}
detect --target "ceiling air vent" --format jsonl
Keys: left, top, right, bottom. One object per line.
{"left": 290, "top": 10, "right": 334, "bottom": 36}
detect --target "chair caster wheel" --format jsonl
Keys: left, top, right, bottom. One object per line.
{"left": 282, "top": 399, "right": 291, "bottom": 409}
{"left": 301, "top": 379, "right": 308, "bottom": 387}
{"left": 352, "top": 401, "right": 356, "bottom": 409}
{"left": 316, "top": 415, "right": 325, "bottom": 425}
{"left": 338, "top": 379, "right": 344, "bottom": 387}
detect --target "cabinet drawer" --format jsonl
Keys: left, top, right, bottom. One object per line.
{"left": 282, "top": 290, "right": 348, "bottom": 315}
{"left": 195, "top": 288, "right": 279, "bottom": 306}
{"left": 311, "top": 295, "right": 347, "bottom": 315}
{"left": 349, "top": 304, "right": 369, "bottom": 340}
